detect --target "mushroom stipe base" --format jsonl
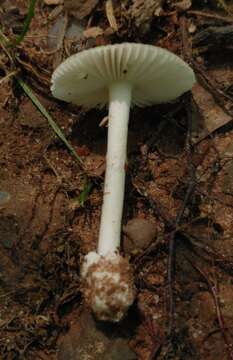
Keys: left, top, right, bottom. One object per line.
{"left": 81, "top": 251, "right": 135, "bottom": 322}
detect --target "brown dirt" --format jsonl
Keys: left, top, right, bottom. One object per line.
{"left": 1, "top": 0, "right": 233, "bottom": 359}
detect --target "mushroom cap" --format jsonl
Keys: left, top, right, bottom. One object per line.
{"left": 81, "top": 251, "right": 135, "bottom": 322}
{"left": 51, "top": 43, "right": 195, "bottom": 108}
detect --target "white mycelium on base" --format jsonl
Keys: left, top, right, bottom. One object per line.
{"left": 81, "top": 251, "right": 135, "bottom": 322}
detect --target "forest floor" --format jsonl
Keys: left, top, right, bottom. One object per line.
{"left": 1, "top": 0, "right": 233, "bottom": 359}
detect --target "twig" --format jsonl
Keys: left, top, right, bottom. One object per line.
{"left": 183, "top": 232, "right": 233, "bottom": 276}
{"left": 0, "top": 70, "right": 18, "bottom": 85}
{"left": 180, "top": 15, "right": 233, "bottom": 119}
{"left": 188, "top": 10, "right": 233, "bottom": 23}
{"left": 167, "top": 94, "right": 196, "bottom": 340}
{"left": 180, "top": 16, "right": 192, "bottom": 62}
{"left": 188, "top": 261, "right": 233, "bottom": 360}
{"left": 193, "top": 60, "right": 233, "bottom": 105}
{"left": 166, "top": 19, "right": 197, "bottom": 338}
{"left": 16, "top": 56, "right": 50, "bottom": 86}
{"left": 0, "top": 29, "right": 14, "bottom": 66}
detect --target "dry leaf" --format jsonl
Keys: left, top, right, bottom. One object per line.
{"left": 44, "top": 0, "right": 63, "bottom": 5}
{"left": 131, "top": 0, "right": 164, "bottom": 32}
{"left": 48, "top": 14, "right": 68, "bottom": 52}
{"left": 83, "top": 26, "right": 104, "bottom": 38}
{"left": 173, "top": 0, "right": 192, "bottom": 11}
{"left": 105, "top": 0, "right": 118, "bottom": 32}
{"left": 64, "top": 0, "right": 99, "bottom": 19}
{"left": 191, "top": 83, "right": 232, "bottom": 143}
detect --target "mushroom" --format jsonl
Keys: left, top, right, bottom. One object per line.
{"left": 51, "top": 43, "right": 195, "bottom": 322}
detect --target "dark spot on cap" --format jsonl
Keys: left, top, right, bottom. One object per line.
{"left": 84, "top": 74, "right": 88, "bottom": 79}
{"left": 123, "top": 69, "right": 127, "bottom": 74}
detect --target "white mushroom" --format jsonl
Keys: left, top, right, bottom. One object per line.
{"left": 51, "top": 43, "right": 195, "bottom": 322}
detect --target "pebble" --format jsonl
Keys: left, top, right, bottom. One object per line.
{"left": 123, "top": 217, "right": 157, "bottom": 254}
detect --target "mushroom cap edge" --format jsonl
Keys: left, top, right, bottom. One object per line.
{"left": 51, "top": 42, "right": 195, "bottom": 108}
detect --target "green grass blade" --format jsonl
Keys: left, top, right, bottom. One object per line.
{"left": 78, "top": 181, "right": 93, "bottom": 207}
{"left": 12, "top": 0, "right": 37, "bottom": 46}
{"left": 17, "top": 78, "right": 83, "bottom": 164}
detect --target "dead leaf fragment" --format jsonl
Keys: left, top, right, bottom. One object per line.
{"left": 84, "top": 153, "right": 105, "bottom": 177}
{"left": 48, "top": 14, "right": 68, "bottom": 52}
{"left": 173, "top": 0, "right": 192, "bottom": 11}
{"left": 191, "top": 83, "right": 232, "bottom": 143}
{"left": 44, "top": 0, "right": 63, "bottom": 5}
{"left": 105, "top": 0, "right": 118, "bottom": 32}
{"left": 64, "top": 0, "right": 99, "bottom": 19}
{"left": 130, "top": 0, "right": 164, "bottom": 33}
{"left": 65, "top": 19, "right": 85, "bottom": 42}
{"left": 222, "top": 161, "right": 233, "bottom": 194}
{"left": 83, "top": 26, "right": 104, "bottom": 39}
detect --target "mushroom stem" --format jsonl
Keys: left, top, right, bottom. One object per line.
{"left": 98, "top": 81, "right": 132, "bottom": 256}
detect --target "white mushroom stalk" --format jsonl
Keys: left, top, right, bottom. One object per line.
{"left": 51, "top": 43, "right": 195, "bottom": 322}
{"left": 98, "top": 81, "right": 132, "bottom": 255}
{"left": 81, "top": 82, "right": 134, "bottom": 322}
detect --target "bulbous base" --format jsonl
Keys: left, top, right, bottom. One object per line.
{"left": 81, "top": 251, "right": 135, "bottom": 322}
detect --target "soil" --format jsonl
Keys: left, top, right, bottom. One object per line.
{"left": 1, "top": 0, "right": 233, "bottom": 359}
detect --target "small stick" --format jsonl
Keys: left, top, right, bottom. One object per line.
{"left": 188, "top": 10, "right": 233, "bottom": 23}
{"left": 188, "top": 260, "right": 233, "bottom": 360}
